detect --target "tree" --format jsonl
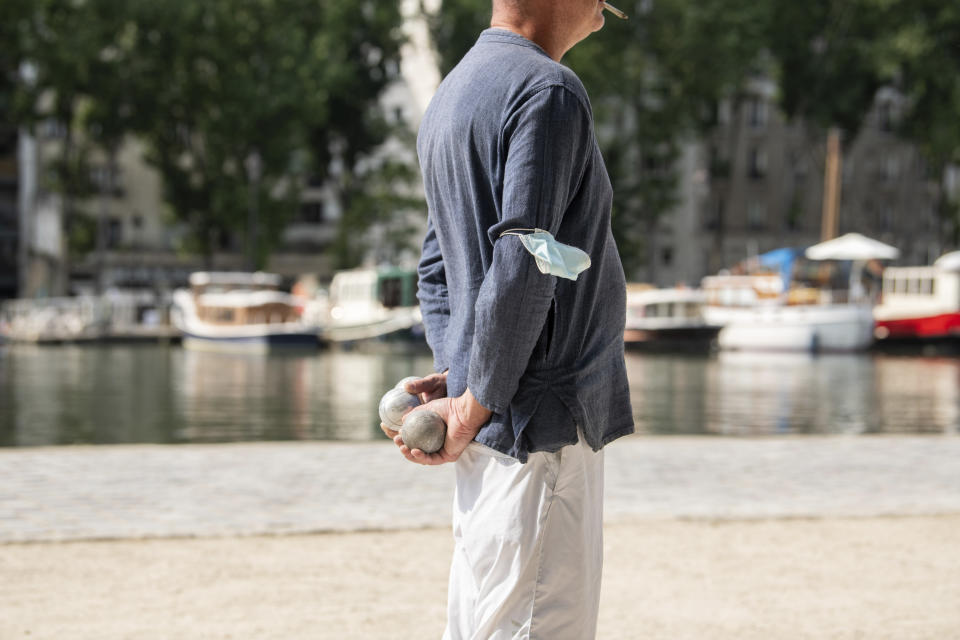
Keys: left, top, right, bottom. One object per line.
{"left": 423, "top": 0, "right": 491, "bottom": 76}
{"left": 766, "top": 0, "right": 899, "bottom": 138}
{"left": 0, "top": 0, "right": 33, "bottom": 122}
{"left": 124, "top": 0, "right": 408, "bottom": 268}
{"left": 892, "top": 0, "right": 960, "bottom": 244}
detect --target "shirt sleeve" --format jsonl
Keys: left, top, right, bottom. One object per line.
{"left": 416, "top": 215, "right": 451, "bottom": 373}
{"left": 466, "top": 84, "right": 594, "bottom": 414}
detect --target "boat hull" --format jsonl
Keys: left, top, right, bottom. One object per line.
{"left": 181, "top": 332, "right": 320, "bottom": 353}
{"left": 874, "top": 312, "right": 960, "bottom": 341}
{"left": 705, "top": 304, "right": 875, "bottom": 352}
{"left": 624, "top": 326, "right": 721, "bottom": 352}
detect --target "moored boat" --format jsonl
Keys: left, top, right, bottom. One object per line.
{"left": 873, "top": 252, "right": 960, "bottom": 343}
{"left": 321, "top": 267, "right": 423, "bottom": 343}
{"left": 702, "top": 273, "right": 875, "bottom": 352}
{"left": 701, "top": 234, "right": 898, "bottom": 353}
{"left": 172, "top": 272, "right": 321, "bottom": 352}
{"left": 624, "top": 285, "right": 721, "bottom": 351}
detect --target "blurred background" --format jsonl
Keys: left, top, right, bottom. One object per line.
{"left": 1, "top": 0, "right": 959, "bottom": 447}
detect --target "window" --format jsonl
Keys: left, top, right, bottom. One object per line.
{"left": 705, "top": 197, "right": 724, "bottom": 230}
{"left": 878, "top": 102, "right": 895, "bottom": 132}
{"left": 106, "top": 218, "right": 122, "bottom": 249}
{"left": 380, "top": 276, "right": 404, "bottom": 308}
{"left": 748, "top": 147, "right": 767, "bottom": 179}
{"left": 660, "top": 246, "right": 673, "bottom": 267}
{"left": 709, "top": 146, "right": 730, "bottom": 178}
{"left": 748, "top": 97, "right": 767, "bottom": 128}
{"left": 299, "top": 202, "right": 325, "bottom": 224}
{"left": 747, "top": 201, "right": 767, "bottom": 230}
{"left": 883, "top": 156, "right": 900, "bottom": 181}
{"left": 881, "top": 207, "right": 894, "bottom": 232}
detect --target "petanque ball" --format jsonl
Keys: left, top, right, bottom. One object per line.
{"left": 379, "top": 387, "right": 421, "bottom": 429}
{"left": 401, "top": 409, "right": 446, "bottom": 453}
{"left": 395, "top": 376, "right": 421, "bottom": 391}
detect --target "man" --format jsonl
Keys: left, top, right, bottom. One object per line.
{"left": 381, "top": 1, "right": 634, "bottom": 637}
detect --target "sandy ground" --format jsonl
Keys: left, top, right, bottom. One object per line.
{"left": 3, "top": 515, "right": 960, "bottom": 639}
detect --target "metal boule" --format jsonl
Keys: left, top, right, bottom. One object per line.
{"left": 379, "top": 387, "right": 421, "bottom": 429}
{"left": 400, "top": 409, "right": 446, "bottom": 453}
{"left": 395, "top": 376, "right": 421, "bottom": 391}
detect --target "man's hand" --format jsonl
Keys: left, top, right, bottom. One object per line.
{"left": 394, "top": 388, "right": 492, "bottom": 466}
{"left": 405, "top": 371, "right": 448, "bottom": 404}
{"left": 379, "top": 371, "right": 449, "bottom": 441}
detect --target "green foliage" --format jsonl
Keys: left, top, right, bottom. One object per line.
{"left": 126, "top": 0, "right": 407, "bottom": 264}
{"left": 423, "top": 0, "right": 491, "bottom": 76}
{"left": 8, "top": 0, "right": 410, "bottom": 271}
{"left": 765, "top": 0, "right": 900, "bottom": 139}
{"left": 0, "top": 0, "right": 33, "bottom": 119}
{"left": 888, "top": 0, "right": 960, "bottom": 240}
{"left": 892, "top": 1, "right": 960, "bottom": 167}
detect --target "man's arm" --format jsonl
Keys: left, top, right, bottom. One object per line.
{"left": 417, "top": 215, "right": 451, "bottom": 374}
{"left": 467, "top": 84, "right": 593, "bottom": 415}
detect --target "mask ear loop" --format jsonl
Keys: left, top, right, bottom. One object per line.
{"left": 499, "top": 228, "right": 546, "bottom": 238}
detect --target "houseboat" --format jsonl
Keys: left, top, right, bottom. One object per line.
{"left": 873, "top": 251, "right": 960, "bottom": 343}
{"left": 172, "top": 272, "right": 321, "bottom": 352}
{"left": 624, "top": 285, "right": 721, "bottom": 351}
{"left": 321, "top": 267, "right": 423, "bottom": 343}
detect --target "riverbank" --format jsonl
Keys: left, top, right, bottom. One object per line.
{"left": 4, "top": 515, "right": 959, "bottom": 639}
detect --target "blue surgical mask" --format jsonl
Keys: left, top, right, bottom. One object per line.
{"left": 500, "top": 228, "right": 591, "bottom": 281}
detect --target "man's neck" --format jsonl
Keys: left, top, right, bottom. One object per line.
{"left": 490, "top": 9, "right": 568, "bottom": 61}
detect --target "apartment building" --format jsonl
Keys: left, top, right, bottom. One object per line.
{"left": 649, "top": 81, "right": 948, "bottom": 288}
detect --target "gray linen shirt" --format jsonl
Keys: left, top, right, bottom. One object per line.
{"left": 416, "top": 29, "right": 634, "bottom": 462}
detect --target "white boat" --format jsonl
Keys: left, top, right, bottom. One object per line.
{"left": 702, "top": 273, "right": 875, "bottom": 352}
{"left": 701, "top": 235, "right": 899, "bottom": 353}
{"left": 873, "top": 252, "right": 960, "bottom": 342}
{"left": 322, "top": 267, "right": 423, "bottom": 343}
{"left": 624, "top": 285, "right": 721, "bottom": 351}
{"left": 172, "top": 272, "right": 321, "bottom": 352}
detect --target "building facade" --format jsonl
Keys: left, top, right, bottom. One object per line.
{"left": 649, "top": 81, "right": 949, "bottom": 288}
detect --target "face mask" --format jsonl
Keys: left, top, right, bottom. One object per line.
{"left": 499, "top": 228, "right": 592, "bottom": 281}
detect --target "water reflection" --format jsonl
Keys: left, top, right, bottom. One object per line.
{"left": 624, "top": 351, "right": 960, "bottom": 436}
{"left": 0, "top": 344, "right": 957, "bottom": 446}
{"left": 0, "top": 344, "right": 435, "bottom": 446}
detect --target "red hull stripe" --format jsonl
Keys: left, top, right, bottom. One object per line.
{"left": 876, "top": 312, "right": 960, "bottom": 339}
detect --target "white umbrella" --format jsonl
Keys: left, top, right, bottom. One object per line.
{"left": 934, "top": 251, "right": 960, "bottom": 271}
{"left": 804, "top": 233, "right": 900, "bottom": 261}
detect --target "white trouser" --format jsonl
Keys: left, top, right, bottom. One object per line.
{"left": 442, "top": 434, "right": 605, "bottom": 640}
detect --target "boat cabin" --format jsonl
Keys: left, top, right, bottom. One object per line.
{"left": 189, "top": 272, "right": 302, "bottom": 326}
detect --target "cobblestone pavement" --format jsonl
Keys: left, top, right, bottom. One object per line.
{"left": 2, "top": 435, "right": 959, "bottom": 543}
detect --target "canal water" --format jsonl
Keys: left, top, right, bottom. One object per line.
{"left": 0, "top": 344, "right": 957, "bottom": 447}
